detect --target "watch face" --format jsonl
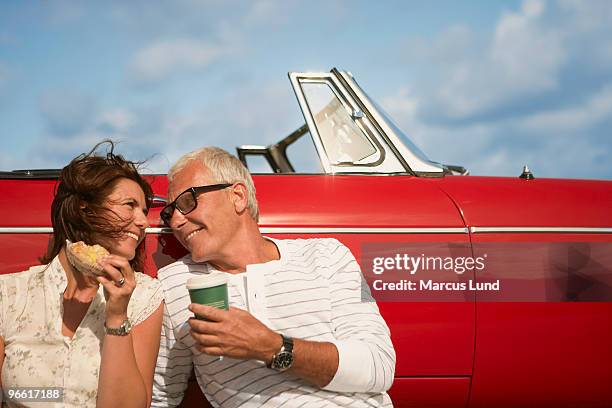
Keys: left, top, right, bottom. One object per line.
{"left": 273, "top": 351, "right": 293, "bottom": 370}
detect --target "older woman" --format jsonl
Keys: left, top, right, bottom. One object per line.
{"left": 0, "top": 142, "right": 163, "bottom": 407}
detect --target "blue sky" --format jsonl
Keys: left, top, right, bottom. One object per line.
{"left": 1, "top": 0, "right": 611, "bottom": 179}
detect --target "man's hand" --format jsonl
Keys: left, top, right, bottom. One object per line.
{"left": 188, "top": 304, "right": 282, "bottom": 363}
{"left": 188, "top": 303, "right": 340, "bottom": 388}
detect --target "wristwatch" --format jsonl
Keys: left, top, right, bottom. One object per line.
{"left": 104, "top": 318, "right": 132, "bottom": 336}
{"left": 268, "top": 334, "right": 294, "bottom": 371}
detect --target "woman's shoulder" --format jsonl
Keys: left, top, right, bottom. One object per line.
{"left": 1, "top": 264, "right": 50, "bottom": 333}
{"left": 0, "top": 264, "right": 48, "bottom": 290}
{"left": 133, "top": 272, "right": 162, "bottom": 301}
{"left": 134, "top": 271, "right": 161, "bottom": 290}
{"left": 129, "top": 272, "right": 164, "bottom": 325}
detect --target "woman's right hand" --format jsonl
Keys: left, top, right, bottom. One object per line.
{"left": 96, "top": 255, "right": 136, "bottom": 325}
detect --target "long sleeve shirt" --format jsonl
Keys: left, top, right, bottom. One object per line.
{"left": 152, "top": 238, "right": 395, "bottom": 408}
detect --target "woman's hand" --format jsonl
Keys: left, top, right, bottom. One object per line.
{"left": 96, "top": 255, "right": 136, "bottom": 325}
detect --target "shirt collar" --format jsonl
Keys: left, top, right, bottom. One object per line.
{"left": 184, "top": 236, "right": 286, "bottom": 272}
{"left": 47, "top": 255, "right": 69, "bottom": 294}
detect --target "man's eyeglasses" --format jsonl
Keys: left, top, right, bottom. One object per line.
{"left": 160, "top": 183, "right": 232, "bottom": 225}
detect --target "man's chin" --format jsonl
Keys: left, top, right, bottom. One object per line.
{"left": 189, "top": 250, "right": 209, "bottom": 263}
{"left": 186, "top": 241, "right": 214, "bottom": 263}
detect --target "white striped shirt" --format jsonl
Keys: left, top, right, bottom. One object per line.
{"left": 152, "top": 238, "right": 395, "bottom": 408}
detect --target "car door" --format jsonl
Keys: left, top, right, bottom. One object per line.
{"left": 438, "top": 176, "right": 612, "bottom": 408}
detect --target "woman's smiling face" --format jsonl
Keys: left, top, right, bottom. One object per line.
{"left": 94, "top": 178, "right": 149, "bottom": 261}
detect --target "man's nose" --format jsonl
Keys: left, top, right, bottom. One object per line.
{"left": 169, "top": 209, "right": 187, "bottom": 230}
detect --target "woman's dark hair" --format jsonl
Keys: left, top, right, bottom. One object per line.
{"left": 41, "top": 140, "right": 153, "bottom": 271}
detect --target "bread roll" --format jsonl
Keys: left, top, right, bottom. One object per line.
{"left": 66, "top": 240, "right": 110, "bottom": 276}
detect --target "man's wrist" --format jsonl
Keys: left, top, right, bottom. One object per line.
{"left": 263, "top": 332, "right": 284, "bottom": 364}
{"left": 267, "top": 334, "right": 294, "bottom": 371}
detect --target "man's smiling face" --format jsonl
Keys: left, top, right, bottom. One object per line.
{"left": 166, "top": 160, "right": 239, "bottom": 263}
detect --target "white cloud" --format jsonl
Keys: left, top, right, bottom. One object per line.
{"left": 382, "top": 77, "right": 612, "bottom": 178}
{"left": 117, "top": 0, "right": 302, "bottom": 88}
{"left": 427, "top": 0, "right": 566, "bottom": 120}
{"left": 491, "top": 0, "right": 564, "bottom": 89}
{"left": 39, "top": 91, "right": 97, "bottom": 137}
{"left": 0, "top": 62, "right": 10, "bottom": 90}
{"left": 382, "top": 87, "right": 418, "bottom": 120}
{"left": 517, "top": 83, "right": 612, "bottom": 134}
{"left": 243, "top": 0, "right": 292, "bottom": 26}
{"left": 381, "top": 88, "right": 502, "bottom": 169}
{"left": 0, "top": 150, "right": 20, "bottom": 171}
{"left": 97, "top": 108, "right": 135, "bottom": 133}
{"left": 46, "top": 0, "right": 85, "bottom": 25}
{"left": 557, "top": 0, "right": 612, "bottom": 70}
{"left": 507, "top": 133, "right": 610, "bottom": 180}
{"left": 29, "top": 77, "right": 304, "bottom": 174}
{"left": 129, "top": 38, "right": 226, "bottom": 85}
{"left": 382, "top": 0, "right": 612, "bottom": 179}
{"left": 558, "top": 0, "right": 612, "bottom": 32}
{"left": 8, "top": 1, "right": 610, "bottom": 180}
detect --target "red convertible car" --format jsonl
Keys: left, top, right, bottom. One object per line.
{"left": 1, "top": 69, "right": 611, "bottom": 407}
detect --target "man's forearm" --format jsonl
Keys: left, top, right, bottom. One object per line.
{"left": 287, "top": 339, "right": 339, "bottom": 388}
{"left": 188, "top": 304, "right": 344, "bottom": 388}
{"left": 258, "top": 328, "right": 339, "bottom": 388}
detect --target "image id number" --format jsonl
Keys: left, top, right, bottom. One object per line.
{"left": 3, "top": 387, "right": 63, "bottom": 402}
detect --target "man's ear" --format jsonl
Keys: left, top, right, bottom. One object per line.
{"left": 230, "top": 182, "right": 249, "bottom": 215}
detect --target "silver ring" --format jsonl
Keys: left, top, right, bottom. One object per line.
{"left": 115, "top": 277, "right": 126, "bottom": 287}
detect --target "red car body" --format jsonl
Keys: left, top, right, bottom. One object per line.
{"left": 1, "top": 69, "right": 611, "bottom": 407}
{"left": 2, "top": 174, "right": 611, "bottom": 407}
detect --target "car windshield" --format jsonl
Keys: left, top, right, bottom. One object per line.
{"left": 371, "top": 98, "right": 433, "bottom": 164}
{"left": 346, "top": 77, "right": 434, "bottom": 165}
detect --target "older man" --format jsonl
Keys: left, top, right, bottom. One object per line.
{"left": 152, "top": 147, "right": 395, "bottom": 407}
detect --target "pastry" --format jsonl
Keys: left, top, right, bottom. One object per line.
{"left": 66, "top": 240, "right": 109, "bottom": 276}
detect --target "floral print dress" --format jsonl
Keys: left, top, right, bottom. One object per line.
{"left": 0, "top": 256, "right": 163, "bottom": 407}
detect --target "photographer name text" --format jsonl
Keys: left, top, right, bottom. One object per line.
{"left": 372, "top": 279, "right": 500, "bottom": 291}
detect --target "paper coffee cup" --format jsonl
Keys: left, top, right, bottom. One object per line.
{"left": 186, "top": 273, "right": 229, "bottom": 318}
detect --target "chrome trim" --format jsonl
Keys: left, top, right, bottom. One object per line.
{"left": 0, "top": 227, "right": 54, "bottom": 233}
{"left": 147, "top": 228, "right": 173, "bottom": 234}
{"left": 239, "top": 145, "right": 268, "bottom": 149}
{"left": 0, "top": 227, "right": 175, "bottom": 234}
{"left": 289, "top": 72, "right": 333, "bottom": 173}
{"left": 4, "top": 226, "right": 610, "bottom": 235}
{"left": 0, "top": 227, "right": 467, "bottom": 235}
{"left": 470, "top": 227, "right": 612, "bottom": 234}
{"left": 258, "top": 227, "right": 469, "bottom": 234}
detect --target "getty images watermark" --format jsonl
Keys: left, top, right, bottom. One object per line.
{"left": 370, "top": 251, "right": 498, "bottom": 292}
{"left": 359, "top": 242, "right": 612, "bottom": 302}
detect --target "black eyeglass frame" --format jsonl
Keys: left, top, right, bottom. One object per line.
{"left": 160, "top": 183, "right": 233, "bottom": 225}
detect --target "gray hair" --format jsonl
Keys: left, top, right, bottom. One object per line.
{"left": 168, "top": 147, "right": 259, "bottom": 222}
